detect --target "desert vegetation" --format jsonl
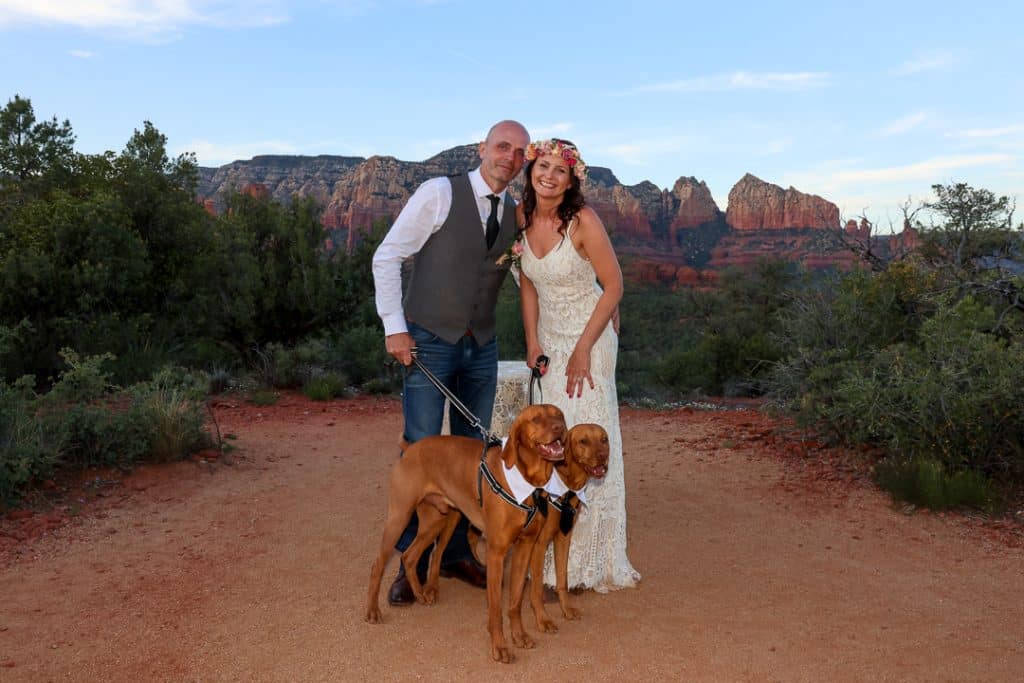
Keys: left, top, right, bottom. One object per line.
{"left": 2, "top": 95, "right": 1022, "bottom": 512}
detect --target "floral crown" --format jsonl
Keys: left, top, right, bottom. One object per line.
{"left": 525, "top": 139, "right": 587, "bottom": 180}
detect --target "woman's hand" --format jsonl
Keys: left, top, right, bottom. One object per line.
{"left": 565, "top": 346, "right": 594, "bottom": 398}
{"left": 526, "top": 343, "right": 546, "bottom": 374}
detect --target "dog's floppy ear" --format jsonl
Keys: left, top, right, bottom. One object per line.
{"left": 503, "top": 412, "right": 522, "bottom": 468}
{"left": 562, "top": 429, "right": 576, "bottom": 461}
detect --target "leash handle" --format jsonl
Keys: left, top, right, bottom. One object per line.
{"left": 528, "top": 355, "right": 549, "bottom": 405}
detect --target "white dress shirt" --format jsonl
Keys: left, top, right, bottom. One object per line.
{"left": 372, "top": 168, "right": 510, "bottom": 336}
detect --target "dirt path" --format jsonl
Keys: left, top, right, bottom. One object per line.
{"left": 1, "top": 395, "right": 1022, "bottom": 681}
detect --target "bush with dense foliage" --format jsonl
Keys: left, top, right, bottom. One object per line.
{"left": 767, "top": 183, "right": 1024, "bottom": 507}
{"left": 0, "top": 352, "right": 210, "bottom": 503}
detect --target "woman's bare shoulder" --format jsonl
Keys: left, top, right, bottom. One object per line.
{"left": 576, "top": 205, "right": 608, "bottom": 234}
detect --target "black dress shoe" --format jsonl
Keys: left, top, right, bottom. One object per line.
{"left": 440, "top": 557, "right": 487, "bottom": 588}
{"left": 387, "top": 564, "right": 427, "bottom": 606}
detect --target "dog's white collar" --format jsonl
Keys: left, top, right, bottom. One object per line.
{"left": 544, "top": 469, "right": 588, "bottom": 506}
{"left": 498, "top": 436, "right": 548, "bottom": 504}
{"left": 500, "top": 459, "right": 545, "bottom": 505}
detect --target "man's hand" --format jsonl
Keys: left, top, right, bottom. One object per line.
{"left": 385, "top": 332, "right": 415, "bottom": 366}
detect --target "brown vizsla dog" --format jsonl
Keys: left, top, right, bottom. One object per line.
{"left": 365, "top": 403, "right": 566, "bottom": 663}
{"left": 514, "top": 423, "right": 610, "bottom": 633}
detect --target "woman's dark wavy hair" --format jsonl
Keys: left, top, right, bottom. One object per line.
{"left": 521, "top": 138, "right": 586, "bottom": 236}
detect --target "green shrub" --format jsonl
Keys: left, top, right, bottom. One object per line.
{"left": 272, "top": 338, "right": 333, "bottom": 388}
{"left": 336, "top": 325, "right": 389, "bottom": 386}
{"left": 823, "top": 298, "right": 1024, "bottom": 476}
{"left": 766, "top": 265, "right": 932, "bottom": 424}
{"left": 46, "top": 349, "right": 116, "bottom": 404}
{"left": 146, "top": 364, "right": 208, "bottom": 401}
{"left": 875, "top": 457, "right": 998, "bottom": 511}
{"left": 303, "top": 372, "right": 350, "bottom": 401}
{"left": 361, "top": 376, "right": 398, "bottom": 395}
{"left": 206, "top": 367, "right": 232, "bottom": 394}
{"left": 0, "top": 376, "right": 62, "bottom": 503}
{"left": 247, "top": 388, "right": 279, "bottom": 406}
{"left": 54, "top": 401, "right": 154, "bottom": 469}
{"left": 139, "top": 386, "right": 208, "bottom": 462}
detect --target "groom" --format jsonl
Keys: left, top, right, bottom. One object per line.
{"left": 371, "top": 119, "right": 530, "bottom": 605}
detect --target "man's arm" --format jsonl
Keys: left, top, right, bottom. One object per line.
{"left": 371, "top": 177, "right": 450, "bottom": 365}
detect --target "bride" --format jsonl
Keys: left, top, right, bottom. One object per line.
{"left": 515, "top": 138, "right": 640, "bottom": 592}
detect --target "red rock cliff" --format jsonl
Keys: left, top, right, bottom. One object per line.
{"left": 726, "top": 173, "right": 839, "bottom": 230}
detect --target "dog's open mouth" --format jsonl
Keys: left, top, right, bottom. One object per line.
{"left": 585, "top": 463, "right": 608, "bottom": 478}
{"left": 537, "top": 439, "right": 565, "bottom": 462}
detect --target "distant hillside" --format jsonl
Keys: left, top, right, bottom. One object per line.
{"left": 198, "top": 145, "right": 899, "bottom": 287}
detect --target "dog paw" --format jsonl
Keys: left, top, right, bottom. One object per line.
{"left": 537, "top": 618, "right": 559, "bottom": 633}
{"left": 511, "top": 630, "right": 536, "bottom": 649}
{"left": 491, "top": 643, "right": 515, "bottom": 664}
{"left": 562, "top": 606, "right": 582, "bottom": 621}
{"left": 365, "top": 607, "right": 382, "bottom": 624}
{"left": 422, "top": 586, "right": 438, "bottom": 605}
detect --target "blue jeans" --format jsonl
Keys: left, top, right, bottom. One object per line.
{"left": 396, "top": 322, "right": 498, "bottom": 567}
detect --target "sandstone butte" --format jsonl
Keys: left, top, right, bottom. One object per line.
{"left": 198, "top": 145, "right": 915, "bottom": 288}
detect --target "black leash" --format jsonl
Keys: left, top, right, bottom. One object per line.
{"left": 410, "top": 352, "right": 501, "bottom": 446}
{"left": 407, "top": 352, "right": 551, "bottom": 525}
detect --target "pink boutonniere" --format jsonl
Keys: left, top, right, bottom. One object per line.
{"left": 496, "top": 231, "right": 525, "bottom": 269}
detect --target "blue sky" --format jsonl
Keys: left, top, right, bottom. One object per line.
{"left": 1, "top": 1, "right": 1021, "bottom": 226}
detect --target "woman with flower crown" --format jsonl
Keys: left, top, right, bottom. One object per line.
{"left": 514, "top": 138, "right": 641, "bottom": 592}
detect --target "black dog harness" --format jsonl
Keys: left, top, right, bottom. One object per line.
{"left": 477, "top": 445, "right": 549, "bottom": 529}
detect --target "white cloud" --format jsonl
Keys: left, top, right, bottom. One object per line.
{"left": 831, "top": 154, "right": 1014, "bottom": 184}
{"left": 592, "top": 133, "right": 693, "bottom": 171}
{"left": 893, "top": 51, "right": 957, "bottom": 76}
{"left": 879, "top": 111, "right": 929, "bottom": 137}
{"left": 602, "top": 143, "right": 647, "bottom": 166}
{"left": 782, "top": 154, "right": 1017, "bottom": 214}
{"left": 625, "top": 71, "right": 830, "bottom": 95}
{"left": 950, "top": 124, "right": 1024, "bottom": 139}
{"left": 531, "top": 122, "right": 574, "bottom": 138}
{"left": 758, "top": 138, "right": 793, "bottom": 155}
{"left": 0, "top": 1, "right": 287, "bottom": 39}
{"left": 68, "top": 49, "right": 95, "bottom": 58}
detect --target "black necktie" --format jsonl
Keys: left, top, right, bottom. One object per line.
{"left": 485, "top": 193, "right": 500, "bottom": 250}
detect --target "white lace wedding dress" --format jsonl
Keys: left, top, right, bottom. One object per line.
{"left": 520, "top": 220, "right": 640, "bottom": 592}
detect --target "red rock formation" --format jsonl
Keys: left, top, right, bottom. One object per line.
{"left": 197, "top": 149, "right": 879, "bottom": 284}
{"left": 890, "top": 225, "right": 920, "bottom": 254}
{"left": 726, "top": 173, "right": 838, "bottom": 230}
{"left": 669, "top": 177, "right": 720, "bottom": 230}
{"left": 675, "top": 266, "right": 701, "bottom": 286}
{"left": 843, "top": 217, "right": 871, "bottom": 241}
{"left": 624, "top": 259, "right": 720, "bottom": 289}
{"left": 242, "top": 182, "right": 270, "bottom": 200}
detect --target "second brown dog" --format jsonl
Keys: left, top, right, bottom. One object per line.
{"left": 515, "top": 423, "right": 610, "bottom": 633}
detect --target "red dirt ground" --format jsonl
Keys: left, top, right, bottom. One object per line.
{"left": 1, "top": 394, "right": 1022, "bottom": 681}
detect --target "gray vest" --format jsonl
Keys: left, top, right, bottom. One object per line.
{"left": 403, "top": 173, "right": 516, "bottom": 345}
